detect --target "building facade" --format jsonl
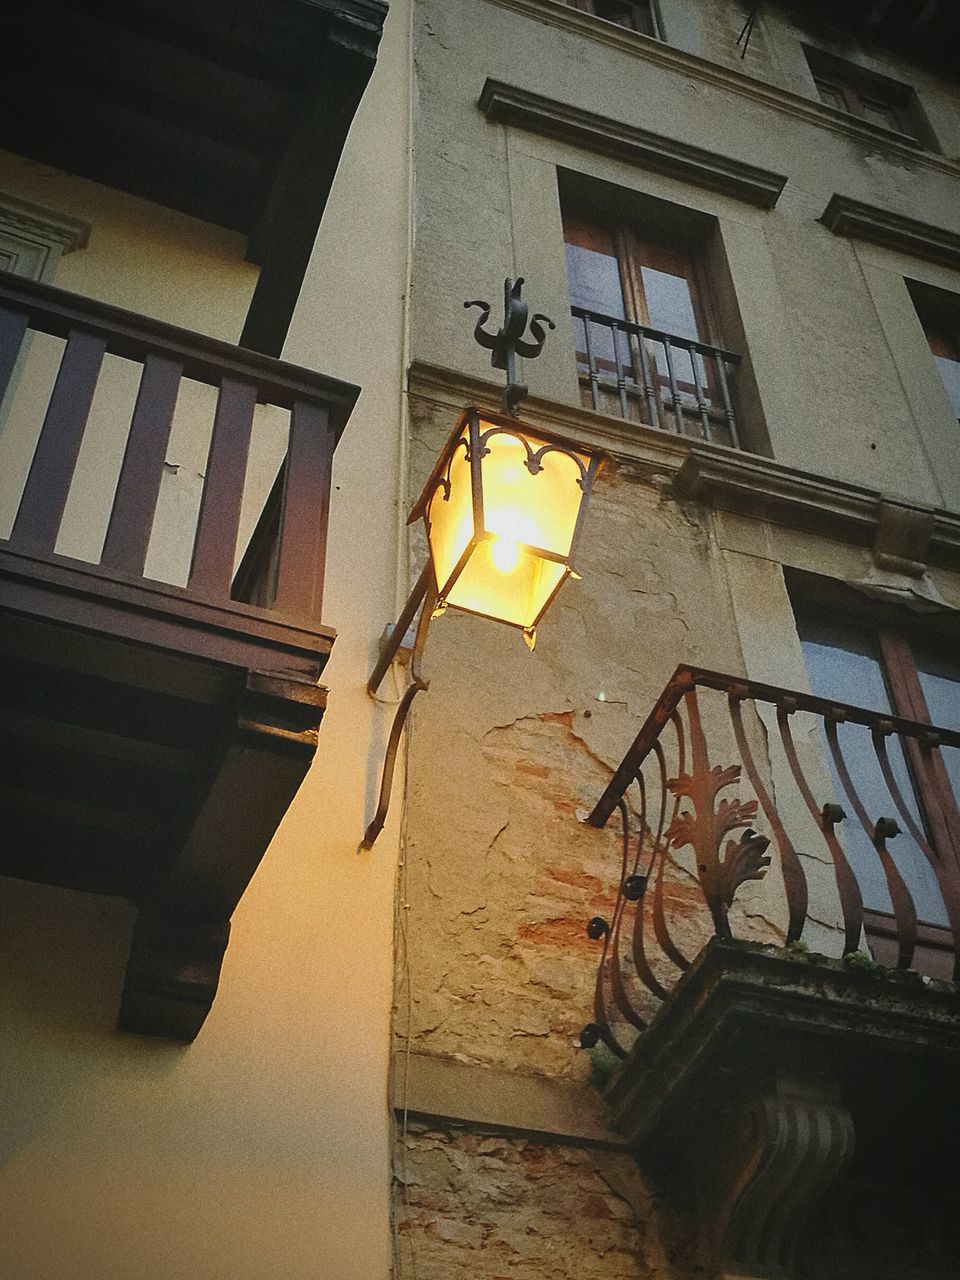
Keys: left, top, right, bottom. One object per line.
{"left": 1, "top": 2, "right": 960, "bottom": 1279}
{"left": 393, "top": 3, "right": 960, "bottom": 1279}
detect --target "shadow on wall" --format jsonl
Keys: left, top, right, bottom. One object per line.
{"left": 0, "top": 877, "right": 182, "bottom": 1167}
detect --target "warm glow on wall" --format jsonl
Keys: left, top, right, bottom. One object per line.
{"left": 410, "top": 407, "right": 604, "bottom": 643}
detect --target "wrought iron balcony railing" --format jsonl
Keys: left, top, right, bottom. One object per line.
{"left": 0, "top": 274, "right": 357, "bottom": 672}
{"left": 571, "top": 306, "right": 742, "bottom": 447}
{"left": 583, "top": 667, "right": 960, "bottom": 1058}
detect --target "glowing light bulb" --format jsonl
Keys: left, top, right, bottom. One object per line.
{"left": 490, "top": 536, "right": 521, "bottom": 574}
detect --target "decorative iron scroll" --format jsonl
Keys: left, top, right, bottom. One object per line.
{"left": 580, "top": 667, "right": 960, "bottom": 1058}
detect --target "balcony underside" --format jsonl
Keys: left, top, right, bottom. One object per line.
{"left": 0, "top": 553, "right": 332, "bottom": 1041}
{"left": 0, "top": 0, "right": 389, "bottom": 354}
{"left": 608, "top": 940, "right": 960, "bottom": 1280}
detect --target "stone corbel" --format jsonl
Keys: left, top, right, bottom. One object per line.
{"left": 872, "top": 499, "right": 934, "bottom": 577}
{"left": 853, "top": 499, "right": 949, "bottom": 611}
{"left": 696, "top": 1063, "right": 854, "bottom": 1279}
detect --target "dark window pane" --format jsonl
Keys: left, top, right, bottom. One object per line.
{"left": 592, "top": 2, "right": 657, "bottom": 36}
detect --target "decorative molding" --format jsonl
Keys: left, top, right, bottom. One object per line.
{"left": 479, "top": 80, "right": 787, "bottom": 209}
{"left": 0, "top": 192, "right": 91, "bottom": 283}
{"left": 0, "top": 193, "right": 90, "bottom": 253}
{"left": 819, "top": 194, "right": 960, "bottom": 271}
{"left": 480, "top": 0, "right": 960, "bottom": 182}
{"left": 675, "top": 446, "right": 960, "bottom": 574}
{"left": 408, "top": 359, "right": 692, "bottom": 473}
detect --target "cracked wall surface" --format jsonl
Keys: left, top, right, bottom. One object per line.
{"left": 397, "top": 394, "right": 775, "bottom": 1081}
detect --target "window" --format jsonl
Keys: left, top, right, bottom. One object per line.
{"left": 796, "top": 609, "right": 960, "bottom": 977}
{"left": 562, "top": 212, "right": 740, "bottom": 445}
{"left": 804, "top": 47, "right": 930, "bottom": 144}
{"left": 907, "top": 281, "right": 960, "bottom": 421}
{"left": 563, "top": 1, "right": 660, "bottom": 38}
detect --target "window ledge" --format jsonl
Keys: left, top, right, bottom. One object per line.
{"left": 409, "top": 360, "right": 960, "bottom": 576}
{"left": 480, "top": 79, "right": 787, "bottom": 208}
{"left": 483, "top": 0, "right": 960, "bottom": 181}
{"left": 819, "top": 194, "right": 960, "bottom": 271}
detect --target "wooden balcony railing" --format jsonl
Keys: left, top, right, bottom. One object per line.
{"left": 582, "top": 667, "right": 960, "bottom": 1057}
{"left": 0, "top": 275, "right": 358, "bottom": 677}
{"left": 571, "top": 305, "right": 742, "bottom": 447}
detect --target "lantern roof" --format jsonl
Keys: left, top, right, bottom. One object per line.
{"left": 407, "top": 405, "right": 609, "bottom": 526}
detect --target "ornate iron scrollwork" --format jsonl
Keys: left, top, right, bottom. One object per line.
{"left": 465, "top": 277, "right": 555, "bottom": 415}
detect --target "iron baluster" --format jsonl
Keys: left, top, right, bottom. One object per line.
{"left": 661, "top": 338, "right": 686, "bottom": 436}
{"left": 688, "top": 343, "right": 713, "bottom": 441}
{"left": 582, "top": 315, "right": 601, "bottom": 412}
{"left": 715, "top": 353, "right": 740, "bottom": 448}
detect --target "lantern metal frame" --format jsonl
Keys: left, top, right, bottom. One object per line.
{"left": 361, "top": 278, "right": 607, "bottom": 850}
{"left": 408, "top": 405, "right": 603, "bottom": 639}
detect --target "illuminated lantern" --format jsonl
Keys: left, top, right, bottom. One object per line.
{"left": 410, "top": 406, "right": 604, "bottom": 646}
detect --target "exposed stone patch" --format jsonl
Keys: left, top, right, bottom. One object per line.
{"left": 394, "top": 1125, "right": 693, "bottom": 1280}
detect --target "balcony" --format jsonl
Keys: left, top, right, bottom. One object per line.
{"left": 0, "top": 274, "right": 358, "bottom": 1040}
{"left": 572, "top": 306, "right": 742, "bottom": 447}
{"left": 582, "top": 666, "right": 960, "bottom": 1279}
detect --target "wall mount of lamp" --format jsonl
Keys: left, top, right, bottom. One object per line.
{"left": 362, "top": 278, "right": 608, "bottom": 848}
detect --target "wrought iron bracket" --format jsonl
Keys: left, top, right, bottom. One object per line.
{"left": 465, "top": 277, "right": 555, "bottom": 416}
{"left": 362, "top": 561, "right": 438, "bottom": 850}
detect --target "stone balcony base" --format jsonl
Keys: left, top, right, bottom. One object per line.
{"left": 606, "top": 939, "right": 960, "bottom": 1279}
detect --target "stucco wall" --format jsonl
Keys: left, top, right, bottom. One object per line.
{"left": 410, "top": 0, "right": 960, "bottom": 508}
{"left": 0, "top": 3, "right": 411, "bottom": 1278}
{"left": 0, "top": 149, "right": 273, "bottom": 577}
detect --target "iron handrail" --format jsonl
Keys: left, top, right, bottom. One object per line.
{"left": 581, "top": 665, "right": 960, "bottom": 1058}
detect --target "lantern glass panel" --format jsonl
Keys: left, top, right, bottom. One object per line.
{"left": 446, "top": 542, "right": 567, "bottom": 628}
{"left": 479, "top": 429, "right": 587, "bottom": 562}
{"left": 424, "top": 420, "right": 591, "bottom": 630}
{"left": 426, "top": 434, "right": 474, "bottom": 596}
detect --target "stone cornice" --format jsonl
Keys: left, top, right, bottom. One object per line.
{"left": 819, "top": 194, "right": 960, "bottom": 270}
{"left": 675, "top": 446, "right": 960, "bottom": 570}
{"left": 408, "top": 361, "right": 960, "bottom": 573}
{"left": 481, "top": 0, "right": 960, "bottom": 183}
{"left": 479, "top": 80, "right": 787, "bottom": 208}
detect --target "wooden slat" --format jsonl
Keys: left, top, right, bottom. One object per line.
{"left": 100, "top": 353, "right": 183, "bottom": 576}
{"left": 272, "top": 399, "right": 335, "bottom": 617}
{"left": 188, "top": 376, "right": 257, "bottom": 599}
{"left": 10, "top": 328, "right": 107, "bottom": 553}
{"left": 0, "top": 274, "right": 359, "bottom": 416}
{"left": 0, "top": 305, "right": 28, "bottom": 406}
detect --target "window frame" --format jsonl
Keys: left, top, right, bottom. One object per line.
{"left": 563, "top": 211, "right": 736, "bottom": 442}
{"left": 564, "top": 0, "right": 662, "bottom": 39}
{"left": 803, "top": 46, "right": 932, "bottom": 147}
{"left": 792, "top": 596, "right": 960, "bottom": 974}
{"left": 907, "top": 279, "right": 960, "bottom": 422}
